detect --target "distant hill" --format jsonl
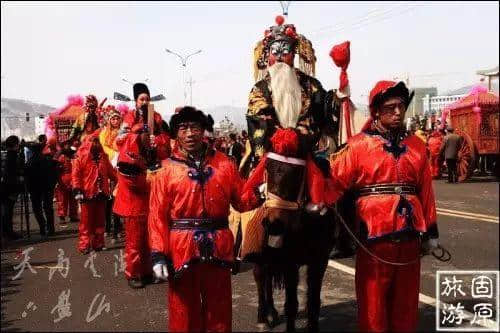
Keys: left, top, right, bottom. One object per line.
{"left": 1, "top": 98, "right": 55, "bottom": 140}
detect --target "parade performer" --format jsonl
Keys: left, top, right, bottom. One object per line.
{"left": 99, "top": 105, "right": 124, "bottom": 164}
{"left": 236, "top": 15, "right": 341, "bottom": 261}
{"left": 115, "top": 82, "right": 170, "bottom": 162}
{"left": 68, "top": 94, "right": 103, "bottom": 144}
{"left": 242, "top": 15, "right": 341, "bottom": 177}
{"left": 54, "top": 140, "right": 78, "bottom": 225}
{"left": 72, "top": 133, "right": 116, "bottom": 254}
{"left": 112, "top": 83, "right": 170, "bottom": 289}
{"left": 148, "top": 106, "right": 260, "bottom": 332}
{"left": 99, "top": 105, "right": 125, "bottom": 241}
{"left": 326, "top": 80, "right": 439, "bottom": 332}
{"left": 427, "top": 129, "right": 445, "bottom": 179}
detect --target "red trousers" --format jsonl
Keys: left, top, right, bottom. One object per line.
{"left": 355, "top": 238, "right": 421, "bottom": 332}
{"left": 168, "top": 263, "right": 232, "bottom": 332}
{"left": 124, "top": 217, "right": 152, "bottom": 280}
{"left": 56, "top": 186, "right": 78, "bottom": 219}
{"left": 78, "top": 200, "right": 105, "bottom": 252}
{"left": 430, "top": 154, "right": 442, "bottom": 179}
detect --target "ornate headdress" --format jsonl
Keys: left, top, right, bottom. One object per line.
{"left": 101, "top": 105, "right": 122, "bottom": 124}
{"left": 253, "top": 15, "right": 316, "bottom": 82}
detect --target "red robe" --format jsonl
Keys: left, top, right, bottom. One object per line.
{"left": 116, "top": 109, "right": 170, "bottom": 161}
{"left": 56, "top": 154, "right": 78, "bottom": 220}
{"left": 427, "top": 131, "right": 444, "bottom": 179}
{"left": 148, "top": 146, "right": 259, "bottom": 332}
{"left": 72, "top": 137, "right": 116, "bottom": 252}
{"left": 113, "top": 133, "right": 158, "bottom": 280}
{"left": 326, "top": 129, "right": 438, "bottom": 332}
{"left": 55, "top": 152, "right": 78, "bottom": 219}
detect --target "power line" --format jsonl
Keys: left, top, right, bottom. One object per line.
{"left": 311, "top": 4, "right": 419, "bottom": 41}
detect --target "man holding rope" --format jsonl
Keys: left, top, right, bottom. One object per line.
{"left": 326, "top": 80, "right": 440, "bottom": 332}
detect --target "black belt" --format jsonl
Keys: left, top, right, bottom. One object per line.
{"left": 357, "top": 183, "right": 417, "bottom": 197}
{"left": 171, "top": 218, "right": 229, "bottom": 230}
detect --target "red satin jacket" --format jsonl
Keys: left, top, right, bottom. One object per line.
{"left": 57, "top": 153, "right": 73, "bottom": 190}
{"left": 148, "top": 146, "right": 259, "bottom": 276}
{"left": 113, "top": 134, "right": 151, "bottom": 218}
{"left": 427, "top": 131, "right": 444, "bottom": 157}
{"left": 115, "top": 109, "right": 171, "bottom": 161}
{"left": 326, "top": 129, "right": 438, "bottom": 241}
{"left": 71, "top": 140, "right": 116, "bottom": 200}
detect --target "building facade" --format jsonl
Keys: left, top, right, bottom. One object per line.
{"left": 422, "top": 93, "right": 467, "bottom": 116}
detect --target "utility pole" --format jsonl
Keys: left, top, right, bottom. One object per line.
{"left": 186, "top": 77, "right": 195, "bottom": 106}
{"left": 165, "top": 49, "right": 202, "bottom": 105}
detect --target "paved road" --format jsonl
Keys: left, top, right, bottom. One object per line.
{"left": 1, "top": 178, "right": 498, "bottom": 332}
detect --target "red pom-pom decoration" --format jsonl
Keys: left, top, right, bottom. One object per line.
{"left": 270, "top": 128, "right": 299, "bottom": 156}
{"left": 285, "top": 26, "right": 295, "bottom": 37}
{"left": 329, "top": 41, "right": 351, "bottom": 69}
{"left": 275, "top": 15, "right": 285, "bottom": 26}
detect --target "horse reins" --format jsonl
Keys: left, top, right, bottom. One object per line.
{"left": 331, "top": 208, "right": 451, "bottom": 266}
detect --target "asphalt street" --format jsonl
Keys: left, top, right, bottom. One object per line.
{"left": 1, "top": 177, "right": 498, "bottom": 332}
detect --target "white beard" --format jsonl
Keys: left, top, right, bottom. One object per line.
{"left": 268, "top": 62, "right": 302, "bottom": 128}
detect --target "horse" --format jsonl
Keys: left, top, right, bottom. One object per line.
{"left": 242, "top": 150, "right": 337, "bottom": 332}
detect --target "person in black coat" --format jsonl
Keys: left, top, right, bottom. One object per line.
{"left": 227, "top": 133, "right": 243, "bottom": 168}
{"left": 1, "top": 135, "right": 24, "bottom": 240}
{"left": 25, "top": 143, "right": 60, "bottom": 236}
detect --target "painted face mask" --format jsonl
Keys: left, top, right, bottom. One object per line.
{"left": 268, "top": 40, "right": 295, "bottom": 66}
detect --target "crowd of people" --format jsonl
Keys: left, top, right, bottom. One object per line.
{"left": 0, "top": 15, "right": 460, "bottom": 333}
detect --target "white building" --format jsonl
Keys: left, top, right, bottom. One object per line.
{"left": 422, "top": 93, "right": 467, "bottom": 116}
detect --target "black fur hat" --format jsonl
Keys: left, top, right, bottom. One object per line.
{"left": 169, "top": 106, "right": 214, "bottom": 138}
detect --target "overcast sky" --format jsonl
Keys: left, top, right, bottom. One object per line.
{"left": 1, "top": 1, "right": 498, "bottom": 118}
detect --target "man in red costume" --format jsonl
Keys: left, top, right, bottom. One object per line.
{"left": 72, "top": 133, "right": 116, "bottom": 254}
{"left": 427, "top": 129, "right": 445, "bottom": 179}
{"left": 116, "top": 82, "right": 170, "bottom": 161}
{"left": 148, "top": 106, "right": 260, "bottom": 332}
{"left": 326, "top": 81, "right": 439, "bottom": 332}
{"left": 113, "top": 83, "right": 170, "bottom": 289}
{"left": 55, "top": 141, "right": 79, "bottom": 225}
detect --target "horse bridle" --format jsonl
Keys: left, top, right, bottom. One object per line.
{"left": 263, "top": 152, "right": 307, "bottom": 210}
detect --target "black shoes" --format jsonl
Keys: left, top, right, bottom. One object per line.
{"left": 128, "top": 278, "right": 145, "bottom": 289}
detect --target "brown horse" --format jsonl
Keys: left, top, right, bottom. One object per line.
{"left": 247, "top": 155, "right": 336, "bottom": 332}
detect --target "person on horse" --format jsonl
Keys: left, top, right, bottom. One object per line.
{"left": 148, "top": 106, "right": 261, "bottom": 332}
{"left": 326, "top": 80, "right": 440, "bottom": 332}
{"left": 236, "top": 15, "right": 342, "bottom": 262}
{"left": 241, "top": 15, "right": 341, "bottom": 177}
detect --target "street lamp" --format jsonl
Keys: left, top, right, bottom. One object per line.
{"left": 165, "top": 49, "right": 202, "bottom": 67}
{"left": 165, "top": 49, "right": 202, "bottom": 104}
{"left": 122, "top": 77, "right": 149, "bottom": 85}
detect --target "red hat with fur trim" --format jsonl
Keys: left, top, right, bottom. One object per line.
{"left": 368, "top": 80, "right": 414, "bottom": 117}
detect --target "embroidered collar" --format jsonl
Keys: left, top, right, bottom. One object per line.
{"left": 364, "top": 123, "right": 409, "bottom": 159}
